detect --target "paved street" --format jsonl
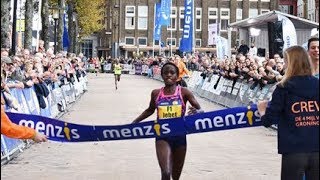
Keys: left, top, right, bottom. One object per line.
{"left": 1, "top": 73, "right": 280, "bottom": 180}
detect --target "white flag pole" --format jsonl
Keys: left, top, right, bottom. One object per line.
{"left": 153, "top": 3, "right": 156, "bottom": 58}
{"left": 171, "top": 26, "right": 173, "bottom": 57}
{"left": 36, "top": 0, "right": 42, "bottom": 52}
{"left": 192, "top": 0, "right": 195, "bottom": 54}
{"left": 170, "top": 3, "right": 173, "bottom": 57}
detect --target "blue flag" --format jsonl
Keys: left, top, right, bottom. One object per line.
{"left": 63, "top": 14, "right": 69, "bottom": 49}
{"left": 179, "top": 0, "right": 193, "bottom": 53}
{"left": 159, "top": 0, "right": 171, "bottom": 26}
{"left": 154, "top": 3, "right": 162, "bottom": 41}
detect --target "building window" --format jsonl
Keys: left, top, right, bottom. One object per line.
{"left": 195, "top": 39, "right": 201, "bottom": 47}
{"left": 208, "top": 8, "right": 218, "bottom": 25}
{"left": 138, "top": 37, "right": 147, "bottom": 46}
{"left": 167, "top": 38, "right": 176, "bottom": 46}
{"left": 81, "top": 40, "right": 93, "bottom": 58}
{"left": 236, "top": 9, "right": 242, "bottom": 21}
{"left": 168, "top": 7, "right": 177, "bottom": 30}
{"left": 249, "top": 9, "right": 258, "bottom": 18}
{"left": 154, "top": 40, "right": 159, "bottom": 45}
{"left": 125, "top": 6, "right": 135, "bottom": 29}
{"left": 196, "top": 8, "right": 202, "bottom": 31}
{"left": 138, "top": 6, "right": 148, "bottom": 30}
{"left": 220, "top": 8, "right": 229, "bottom": 31}
{"left": 279, "top": 5, "right": 294, "bottom": 15}
{"left": 179, "top": 7, "right": 184, "bottom": 31}
{"left": 125, "top": 37, "right": 135, "bottom": 46}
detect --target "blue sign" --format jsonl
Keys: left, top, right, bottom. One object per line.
{"left": 63, "top": 14, "right": 69, "bottom": 48}
{"left": 159, "top": 0, "right": 171, "bottom": 26}
{"left": 6, "top": 105, "right": 274, "bottom": 142}
{"left": 179, "top": 0, "right": 193, "bottom": 53}
{"left": 154, "top": 3, "right": 162, "bottom": 41}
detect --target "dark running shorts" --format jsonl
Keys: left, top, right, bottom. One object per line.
{"left": 156, "top": 135, "right": 187, "bottom": 150}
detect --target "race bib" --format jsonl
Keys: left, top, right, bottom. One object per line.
{"left": 158, "top": 105, "right": 182, "bottom": 119}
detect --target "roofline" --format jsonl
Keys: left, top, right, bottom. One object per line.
{"left": 276, "top": 11, "right": 319, "bottom": 27}
{"left": 229, "top": 10, "right": 276, "bottom": 27}
{"left": 229, "top": 10, "right": 319, "bottom": 28}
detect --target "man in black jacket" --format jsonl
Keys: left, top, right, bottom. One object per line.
{"left": 237, "top": 40, "right": 250, "bottom": 56}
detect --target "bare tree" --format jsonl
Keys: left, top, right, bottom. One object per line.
{"left": 24, "top": 0, "right": 33, "bottom": 51}
{"left": 41, "top": 0, "right": 50, "bottom": 50}
{"left": 57, "top": 0, "right": 65, "bottom": 52}
{"left": 1, "top": 0, "right": 11, "bottom": 49}
{"left": 67, "top": 0, "right": 75, "bottom": 53}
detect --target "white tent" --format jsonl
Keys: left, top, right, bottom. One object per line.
{"left": 227, "top": 10, "right": 319, "bottom": 57}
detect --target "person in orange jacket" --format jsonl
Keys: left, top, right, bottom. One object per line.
{"left": 174, "top": 56, "right": 190, "bottom": 87}
{"left": 1, "top": 97, "right": 47, "bottom": 143}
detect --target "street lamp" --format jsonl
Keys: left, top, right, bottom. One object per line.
{"left": 52, "top": 7, "right": 59, "bottom": 54}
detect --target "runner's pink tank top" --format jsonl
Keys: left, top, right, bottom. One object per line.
{"left": 155, "top": 86, "right": 186, "bottom": 120}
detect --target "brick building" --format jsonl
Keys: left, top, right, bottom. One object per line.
{"left": 279, "top": 0, "right": 297, "bottom": 15}
{"left": 95, "top": 0, "right": 279, "bottom": 58}
{"left": 297, "top": 0, "right": 319, "bottom": 22}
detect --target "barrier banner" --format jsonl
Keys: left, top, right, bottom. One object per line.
{"left": 104, "top": 63, "right": 112, "bottom": 71}
{"left": 152, "top": 66, "right": 161, "bottom": 76}
{"left": 7, "top": 105, "right": 267, "bottom": 142}
{"left": 123, "top": 64, "right": 132, "bottom": 72}
{"left": 142, "top": 65, "right": 149, "bottom": 74}
{"left": 134, "top": 63, "right": 143, "bottom": 75}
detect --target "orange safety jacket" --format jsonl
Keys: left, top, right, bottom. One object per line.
{"left": 1, "top": 106, "right": 36, "bottom": 139}
{"left": 176, "top": 61, "right": 190, "bottom": 81}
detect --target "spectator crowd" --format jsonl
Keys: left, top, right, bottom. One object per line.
{"left": 92, "top": 37, "right": 318, "bottom": 93}
{"left": 1, "top": 48, "right": 88, "bottom": 111}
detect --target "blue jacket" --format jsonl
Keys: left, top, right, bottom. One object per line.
{"left": 261, "top": 76, "right": 319, "bottom": 154}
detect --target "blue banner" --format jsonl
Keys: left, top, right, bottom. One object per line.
{"left": 6, "top": 105, "right": 269, "bottom": 142}
{"left": 63, "top": 14, "right": 69, "bottom": 48}
{"left": 154, "top": 3, "right": 162, "bottom": 41}
{"left": 179, "top": 0, "right": 193, "bottom": 53}
{"left": 159, "top": 0, "right": 171, "bottom": 26}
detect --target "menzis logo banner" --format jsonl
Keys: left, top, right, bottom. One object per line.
{"left": 7, "top": 106, "right": 263, "bottom": 142}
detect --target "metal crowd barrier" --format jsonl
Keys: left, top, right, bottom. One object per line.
{"left": 186, "top": 71, "right": 275, "bottom": 108}
{"left": 1, "top": 75, "right": 88, "bottom": 165}
{"left": 151, "top": 67, "right": 278, "bottom": 130}
{"left": 102, "top": 63, "right": 149, "bottom": 75}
